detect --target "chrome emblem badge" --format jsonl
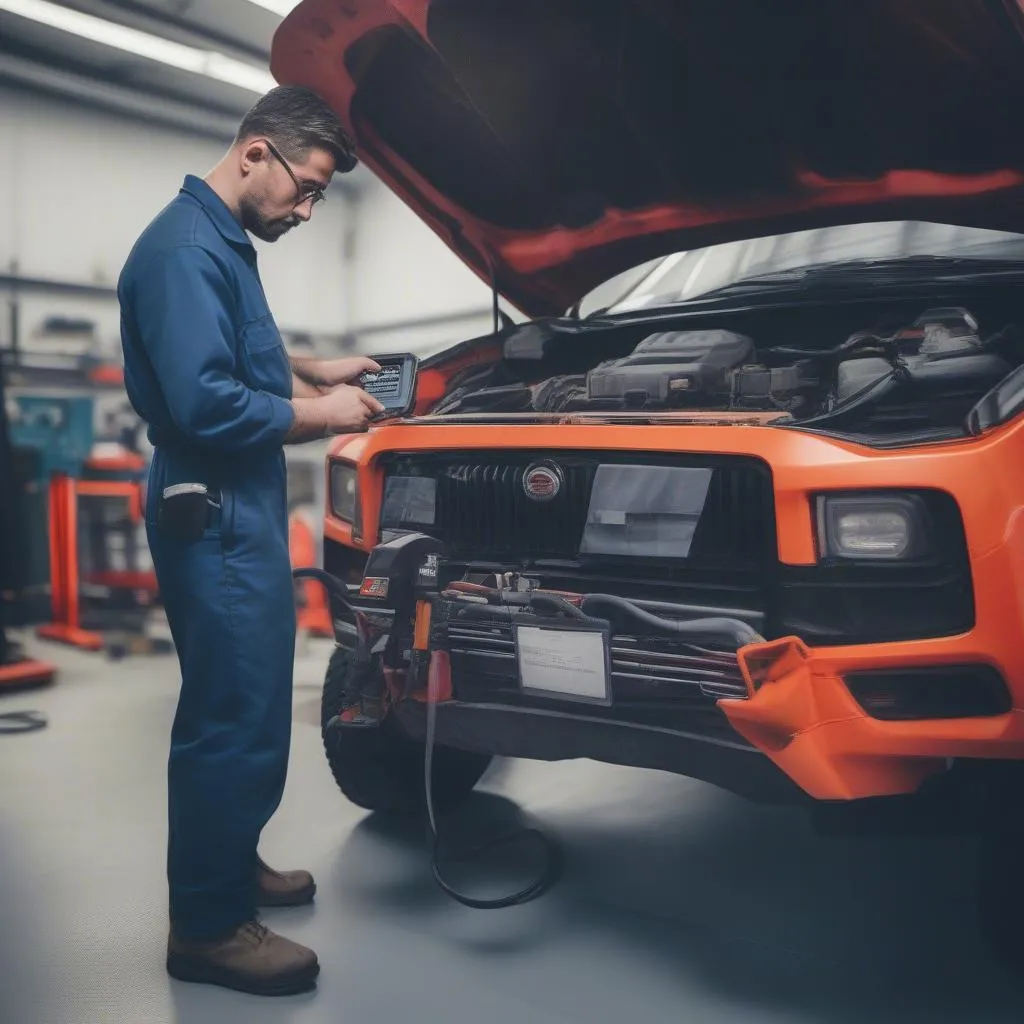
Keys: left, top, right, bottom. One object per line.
{"left": 523, "top": 463, "right": 563, "bottom": 502}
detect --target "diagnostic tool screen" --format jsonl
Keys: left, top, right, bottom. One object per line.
{"left": 360, "top": 363, "right": 402, "bottom": 400}
{"left": 358, "top": 354, "right": 418, "bottom": 417}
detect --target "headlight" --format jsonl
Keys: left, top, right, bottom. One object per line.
{"left": 330, "top": 461, "right": 359, "bottom": 525}
{"left": 815, "top": 492, "right": 931, "bottom": 561}
{"left": 580, "top": 464, "right": 713, "bottom": 558}
{"left": 380, "top": 475, "right": 437, "bottom": 529}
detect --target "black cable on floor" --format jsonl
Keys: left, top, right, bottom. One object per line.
{"left": 424, "top": 663, "right": 561, "bottom": 910}
{"left": 295, "top": 566, "right": 561, "bottom": 909}
{"left": 0, "top": 710, "right": 48, "bottom": 734}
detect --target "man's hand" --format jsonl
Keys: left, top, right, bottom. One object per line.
{"left": 316, "top": 356, "right": 381, "bottom": 387}
{"left": 320, "top": 383, "right": 385, "bottom": 429}
{"left": 289, "top": 354, "right": 381, "bottom": 394}
{"left": 286, "top": 384, "right": 385, "bottom": 443}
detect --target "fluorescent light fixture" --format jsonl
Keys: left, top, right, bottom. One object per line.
{"left": 0, "top": 0, "right": 277, "bottom": 94}
{"left": 243, "top": 0, "right": 304, "bottom": 15}
{"left": 0, "top": 51, "right": 241, "bottom": 137}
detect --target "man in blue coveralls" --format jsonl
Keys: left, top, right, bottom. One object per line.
{"left": 118, "top": 86, "right": 384, "bottom": 996}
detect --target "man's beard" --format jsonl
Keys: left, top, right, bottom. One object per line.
{"left": 239, "top": 195, "right": 300, "bottom": 243}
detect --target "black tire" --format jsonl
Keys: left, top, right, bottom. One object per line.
{"left": 321, "top": 646, "right": 492, "bottom": 816}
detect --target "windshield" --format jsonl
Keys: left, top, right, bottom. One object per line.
{"left": 579, "top": 222, "right": 1024, "bottom": 316}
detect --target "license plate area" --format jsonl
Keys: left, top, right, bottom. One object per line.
{"left": 513, "top": 622, "right": 612, "bottom": 705}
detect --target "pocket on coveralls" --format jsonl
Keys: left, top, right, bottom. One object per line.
{"left": 145, "top": 448, "right": 233, "bottom": 544}
{"left": 239, "top": 315, "right": 290, "bottom": 394}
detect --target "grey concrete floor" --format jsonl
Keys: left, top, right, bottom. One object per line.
{"left": 0, "top": 631, "right": 1022, "bottom": 1024}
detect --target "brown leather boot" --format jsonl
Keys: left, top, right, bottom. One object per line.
{"left": 255, "top": 857, "right": 317, "bottom": 907}
{"left": 167, "top": 920, "right": 319, "bottom": 996}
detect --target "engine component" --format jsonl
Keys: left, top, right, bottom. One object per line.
{"left": 830, "top": 305, "right": 997, "bottom": 407}
{"left": 531, "top": 374, "right": 586, "bottom": 412}
{"left": 835, "top": 357, "right": 897, "bottom": 405}
{"left": 830, "top": 347, "right": 1010, "bottom": 428}
{"left": 435, "top": 301, "right": 1019, "bottom": 433}
{"left": 904, "top": 351, "right": 1009, "bottom": 391}
{"left": 905, "top": 307, "right": 982, "bottom": 356}
{"left": 836, "top": 350, "right": 1009, "bottom": 406}
{"left": 730, "top": 361, "right": 816, "bottom": 408}
{"left": 431, "top": 378, "right": 536, "bottom": 415}
{"left": 586, "top": 329, "right": 754, "bottom": 406}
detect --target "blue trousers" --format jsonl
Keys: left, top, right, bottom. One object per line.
{"left": 146, "top": 446, "right": 296, "bottom": 940}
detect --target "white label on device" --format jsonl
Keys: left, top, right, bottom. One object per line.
{"left": 515, "top": 626, "right": 609, "bottom": 702}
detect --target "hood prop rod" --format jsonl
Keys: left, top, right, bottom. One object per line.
{"left": 489, "top": 260, "right": 500, "bottom": 335}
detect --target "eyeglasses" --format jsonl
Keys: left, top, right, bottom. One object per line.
{"left": 262, "top": 138, "right": 327, "bottom": 208}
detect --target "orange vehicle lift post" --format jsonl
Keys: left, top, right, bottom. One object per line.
{"left": 290, "top": 510, "right": 334, "bottom": 638}
{"left": 37, "top": 472, "right": 149, "bottom": 652}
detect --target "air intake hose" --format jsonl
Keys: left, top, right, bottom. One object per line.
{"left": 578, "top": 593, "right": 761, "bottom": 648}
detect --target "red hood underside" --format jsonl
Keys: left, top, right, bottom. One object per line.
{"left": 271, "top": 0, "right": 1024, "bottom": 317}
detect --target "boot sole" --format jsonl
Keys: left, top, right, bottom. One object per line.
{"left": 167, "top": 952, "right": 320, "bottom": 996}
{"left": 255, "top": 880, "right": 317, "bottom": 908}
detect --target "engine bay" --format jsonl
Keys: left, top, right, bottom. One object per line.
{"left": 430, "top": 296, "right": 1024, "bottom": 440}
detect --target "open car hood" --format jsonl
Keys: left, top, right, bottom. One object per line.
{"left": 271, "top": 0, "right": 1024, "bottom": 317}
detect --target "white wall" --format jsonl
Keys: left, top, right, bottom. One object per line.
{"left": 0, "top": 85, "right": 352, "bottom": 358}
{"left": 0, "top": 84, "right": 521, "bottom": 366}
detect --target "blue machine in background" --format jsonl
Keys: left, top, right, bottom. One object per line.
{"left": 0, "top": 352, "right": 57, "bottom": 687}
{"left": 7, "top": 394, "right": 95, "bottom": 481}
{"left": 5, "top": 397, "right": 95, "bottom": 610}
{"left": 6, "top": 390, "right": 158, "bottom": 655}
{"left": 3, "top": 394, "right": 95, "bottom": 619}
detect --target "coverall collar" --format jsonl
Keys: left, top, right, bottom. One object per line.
{"left": 180, "top": 175, "right": 253, "bottom": 249}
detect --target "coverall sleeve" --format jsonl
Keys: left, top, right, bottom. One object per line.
{"left": 131, "top": 244, "right": 295, "bottom": 452}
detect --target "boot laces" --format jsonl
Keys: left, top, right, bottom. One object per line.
{"left": 241, "top": 920, "right": 268, "bottom": 946}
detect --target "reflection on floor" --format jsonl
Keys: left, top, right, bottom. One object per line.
{"left": 0, "top": 633, "right": 1019, "bottom": 1024}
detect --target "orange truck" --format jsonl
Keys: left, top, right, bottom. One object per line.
{"left": 273, "top": 0, "right": 1024, "bottom": 962}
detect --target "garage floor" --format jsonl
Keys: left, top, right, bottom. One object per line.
{"left": 0, "top": 633, "right": 1021, "bottom": 1024}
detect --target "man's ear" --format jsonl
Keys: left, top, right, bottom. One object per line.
{"left": 239, "top": 140, "right": 267, "bottom": 177}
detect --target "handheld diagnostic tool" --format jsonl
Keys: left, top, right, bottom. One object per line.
{"left": 358, "top": 353, "right": 419, "bottom": 418}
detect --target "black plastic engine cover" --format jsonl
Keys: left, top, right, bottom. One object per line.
{"left": 837, "top": 351, "right": 1011, "bottom": 405}
{"left": 587, "top": 330, "right": 754, "bottom": 406}
{"left": 834, "top": 349, "right": 1011, "bottom": 430}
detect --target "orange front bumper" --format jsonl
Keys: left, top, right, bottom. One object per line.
{"left": 720, "top": 492, "right": 1024, "bottom": 801}
{"left": 722, "top": 636, "right": 1024, "bottom": 801}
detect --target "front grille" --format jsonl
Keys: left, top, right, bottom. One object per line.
{"left": 439, "top": 607, "right": 751, "bottom": 744}
{"left": 380, "top": 451, "right": 774, "bottom": 570}
{"left": 446, "top": 619, "right": 748, "bottom": 701}
{"left": 439, "top": 459, "right": 594, "bottom": 559}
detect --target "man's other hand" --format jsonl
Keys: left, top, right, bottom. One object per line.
{"left": 320, "top": 383, "right": 385, "bottom": 431}
{"left": 287, "top": 377, "right": 387, "bottom": 442}
{"left": 319, "top": 356, "right": 381, "bottom": 387}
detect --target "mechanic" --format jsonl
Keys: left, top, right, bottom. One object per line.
{"left": 117, "top": 86, "right": 384, "bottom": 997}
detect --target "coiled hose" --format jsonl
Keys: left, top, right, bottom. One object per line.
{"left": 295, "top": 568, "right": 561, "bottom": 910}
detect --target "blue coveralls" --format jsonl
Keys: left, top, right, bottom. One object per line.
{"left": 118, "top": 175, "right": 297, "bottom": 940}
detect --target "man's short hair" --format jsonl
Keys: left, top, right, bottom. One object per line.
{"left": 236, "top": 85, "right": 357, "bottom": 173}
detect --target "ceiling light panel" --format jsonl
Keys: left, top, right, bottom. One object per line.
{"left": 0, "top": 0, "right": 277, "bottom": 93}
